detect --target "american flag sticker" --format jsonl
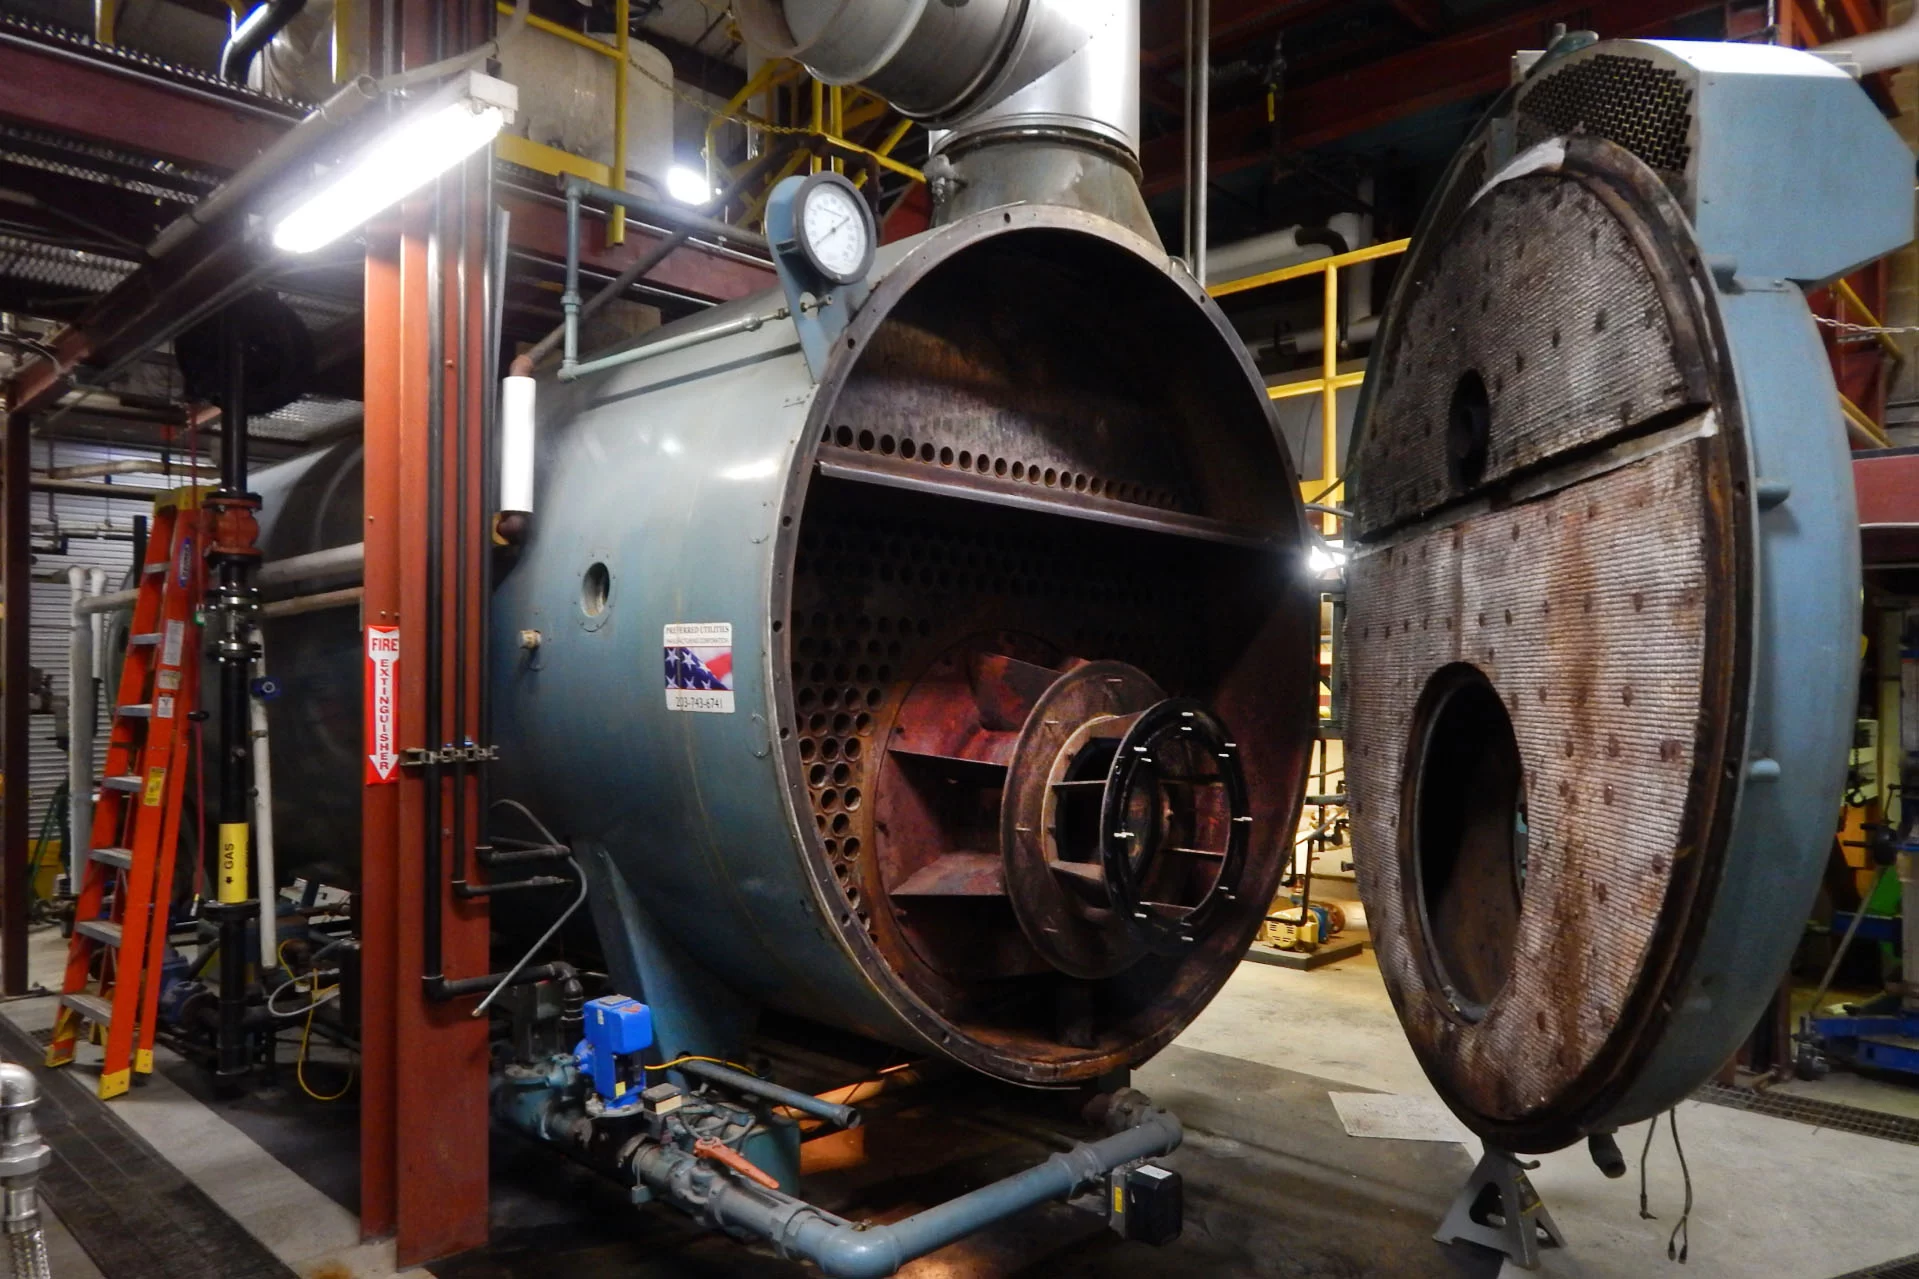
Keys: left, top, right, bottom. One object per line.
{"left": 664, "top": 622, "right": 735, "bottom": 713}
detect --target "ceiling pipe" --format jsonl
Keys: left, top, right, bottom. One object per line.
{"left": 1818, "top": 12, "right": 1919, "bottom": 74}
{"left": 221, "top": 0, "right": 310, "bottom": 84}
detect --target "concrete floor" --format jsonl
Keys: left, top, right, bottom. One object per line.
{"left": 11, "top": 909, "right": 1919, "bottom": 1279}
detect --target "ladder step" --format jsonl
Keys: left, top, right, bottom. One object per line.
{"left": 128, "top": 633, "right": 161, "bottom": 647}
{"left": 102, "top": 775, "right": 143, "bottom": 793}
{"left": 74, "top": 920, "right": 122, "bottom": 948}
{"left": 59, "top": 992, "right": 113, "bottom": 1027}
{"left": 89, "top": 847, "right": 135, "bottom": 871}
{"left": 117, "top": 704, "right": 152, "bottom": 719}
{"left": 143, "top": 562, "right": 164, "bottom": 576}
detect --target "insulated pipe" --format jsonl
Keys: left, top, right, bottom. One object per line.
{"left": 148, "top": 74, "right": 379, "bottom": 260}
{"left": 677, "top": 1058, "right": 862, "bottom": 1130}
{"left": 664, "top": 1107, "right": 1183, "bottom": 1279}
{"left": 1185, "top": 0, "right": 1209, "bottom": 283}
{"left": 250, "top": 625, "right": 277, "bottom": 970}
{"left": 66, "top": 568, "right": 92, "bottom": 890}
{"left": 737, "top": 0, "right": 1109, "bottom": 130}
{"left": 48, "top": 459, "right": 222, "bottom": 481}
{"left": 222, "top": 0, "right": 310, "bottom": 83}
{"left": 75, "top": 543, "right": 366, "bottom": 615}
{"left": 1820, "top": 12, "right": 1919, "bottom": 75}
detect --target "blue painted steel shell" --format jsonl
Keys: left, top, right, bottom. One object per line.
{"left": 488, "top": 203, "right": 1319, "bottom": 1085}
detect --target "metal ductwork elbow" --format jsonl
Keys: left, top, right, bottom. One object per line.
{"left": 736, "top": 0, "right": 1154, "bottom": 242}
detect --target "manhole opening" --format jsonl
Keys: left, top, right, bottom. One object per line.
{"left": 580, "top": 561, "right": 611, "bottom": 617}
{"left": 1407, "top": 662, "right": 1527, "bottom": 1021}
{"left": 1447, "top": 368, "right": 1492, "bottom": 489}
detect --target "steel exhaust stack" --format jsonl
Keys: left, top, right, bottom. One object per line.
{"left": 737, "top": 0, "right": 1155, "bottom": 243}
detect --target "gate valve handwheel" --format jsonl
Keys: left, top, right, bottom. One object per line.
{"left": 692, "top": 1137, "right": 780, "bottom": 1190}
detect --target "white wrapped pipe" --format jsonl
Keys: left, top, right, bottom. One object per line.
{"left": 250, "top": 626, "right": 279, "bottom": 970}
{"left": 66, "top": 568, "right": 93, "bottom": 890}
{"left": 501, "top": 371, "right": 537, "bottom": 516}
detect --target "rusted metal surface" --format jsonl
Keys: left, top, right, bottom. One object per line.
{"left": 999, "top": 661, "right": 1161, "bottom": 980}
{"left": 1355, "top": 159, "right": 1712, "bottom": 538}
{"left": 1346, "top": 138, "right": 1746, "bottom": 1151}
{"left": 772, "top": 215, "right": 1320, "bottom": 1084}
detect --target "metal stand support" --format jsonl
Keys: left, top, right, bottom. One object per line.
{"left": 1434, "top": 1147, "right": 1565, "bottom": 1270}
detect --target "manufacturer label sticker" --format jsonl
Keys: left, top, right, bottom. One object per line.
{"left": 664, "top": 623, "right": 735, "bottom": 713}
{"left": 142, "top": 768, "right": 165, "bottom": 807}
{"left": 155, "top": 695, "right": 174, "bottom": 720}
{"left": 161, "top": 619, "right": 185, "bottom": 667}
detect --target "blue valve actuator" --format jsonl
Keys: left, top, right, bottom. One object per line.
{"left": 575, "top": 994, "right": 654, "bottom": 1111}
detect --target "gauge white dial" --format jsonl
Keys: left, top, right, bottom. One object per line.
{"left": 800, "top": 181, "right": 872, "bottom": 282}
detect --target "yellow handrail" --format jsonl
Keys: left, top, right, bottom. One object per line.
{"left": 1209, "top": 237, "right": 1411, "bottom": 299}
{"left": 1840, "top": 392, "right": 1892, "bottom": 448}
{"left": 498, "top": 5, "right": 620, "bottom": 58}
{"left": 1208, "top": 237, "right": 1412, "bottom": 523}
{"left": 1833, "top": 277, "right": 1904, "bottom": 364}
{"left": 493, "top": 2, "right": 627, "bottom": 247}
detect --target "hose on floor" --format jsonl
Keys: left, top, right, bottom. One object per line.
{"left": 7, "top": 1226, "right": 48, "bottom": 1279}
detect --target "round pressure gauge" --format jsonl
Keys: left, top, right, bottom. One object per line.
{"left": 793, "top": 172, "right": 876, "bottom": 286}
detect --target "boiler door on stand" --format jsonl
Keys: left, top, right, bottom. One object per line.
{"left": 1342, "top": 48, "right": 1875, "bottom": 1153}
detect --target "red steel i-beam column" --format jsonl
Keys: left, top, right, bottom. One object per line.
{"left": 1, "top": 411, "right": 28, "bottom": 995}
{"left": 360, "top": 0, "right": 493, "bottom": 1261}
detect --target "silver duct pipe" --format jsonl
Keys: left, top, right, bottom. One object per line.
{"left": 744, "top": 1, "right": 1155, "bottom": 242}
{"left": 1820, "top": 12, "right": 1919, "bottom": 74}
{"left": 0, "top": 1063, "right": 51, "bottom": 1279}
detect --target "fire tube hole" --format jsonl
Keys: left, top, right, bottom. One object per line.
{"left": 580, "top": 562, "right": 611, "bottom": 617}
{"left": 1407, "top": 663, "right": 1526, "bottom": 1021}
{"left": 1447, "top": 369, "right": 1492, "bottom": 490}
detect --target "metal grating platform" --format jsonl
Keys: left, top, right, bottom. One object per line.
{"left": 1694, "top": 1081, "right": 1919, "bottom": 1147}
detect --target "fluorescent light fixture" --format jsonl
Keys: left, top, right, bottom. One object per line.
{"left": 272, "top": 71, "right": 517, "bottom": 254}
{"left": 666, "top": 164, "right": 714, "bottom": 205}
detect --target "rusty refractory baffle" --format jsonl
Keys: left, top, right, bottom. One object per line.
{"left": 1001, "top": 662, "right": 1248, "bottom": 980}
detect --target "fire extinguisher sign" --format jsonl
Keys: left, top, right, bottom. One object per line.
{"left": 366, "top": 626, "right": 401, "bottom": 785}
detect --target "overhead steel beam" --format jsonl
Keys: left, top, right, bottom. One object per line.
{"left": 1857, "top": 450, "right": 1919, "bottom": 567}
{"left": 1142, "top": 0, "right": 1336, "bottom": 68}
{"left": 500, "top": 188, "right": 774, "bottom": 304}
{"left": 0, "top": 27, "right": 296, "bottom": 173}
{"left": 1141, "top": 0, "right": 1721, "bottom": 195}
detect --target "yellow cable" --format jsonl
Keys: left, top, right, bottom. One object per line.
{"left": 277, "top": 939, "right": 353, "bottom": 1101}
{"left": 296, "top": 982, "right": 352, "bottom": 1103}
{"left": 644, "top": 1054, "right": 758, "bottom": 1077}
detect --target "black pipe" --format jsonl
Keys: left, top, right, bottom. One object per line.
{"left": 433, "top": 961, "right": 573, "bottom": 1000}
{"left": 220, "top": 0, "right": 308, "bottom": 85}
{"left": 422, "top": 177, "right": 446, "bottom": 991}
{"left": 209, "top": 307, "right": 260, "bottom": 1097}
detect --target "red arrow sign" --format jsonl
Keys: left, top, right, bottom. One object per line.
{"left": 365, "top": 626, "right": 400, "bottom": 785}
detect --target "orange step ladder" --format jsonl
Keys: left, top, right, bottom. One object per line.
{"left": 47, "top": 489, "right": 206, "bottom": 1099}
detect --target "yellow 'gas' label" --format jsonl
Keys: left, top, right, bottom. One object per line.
{"left": 218, "top": 822, "right": 249, "bottom": 903}
{"left": 1112, "top": 1184, "right": 1124, "bottom": 1215}
{"left": 142, "top": 769, "right": 166, "bottom": 806}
